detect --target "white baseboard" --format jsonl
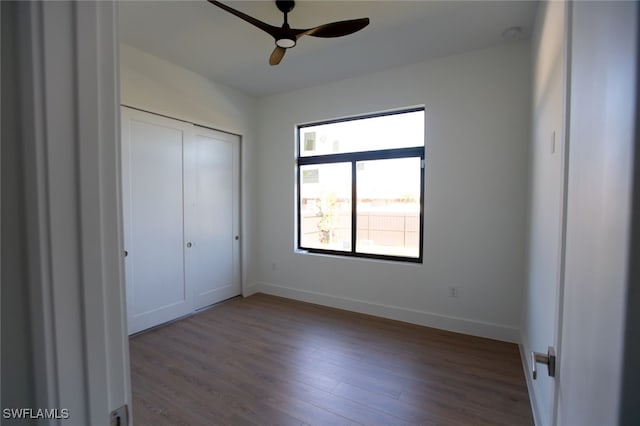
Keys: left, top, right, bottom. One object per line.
{"left": 254, "top": 282, "right": 520, "bottom": 343}
{"left": 243, "top": 282, "right": 259, "bottom": 297}
{"left": 519, "top": 340, "right": 543, "bottom": 426}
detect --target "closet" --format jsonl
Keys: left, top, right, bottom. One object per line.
{"left": 121, "top": 107, "right": 240, "bottom": 334}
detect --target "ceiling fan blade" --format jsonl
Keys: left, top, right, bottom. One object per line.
{"left": 208, "top": 0, "right": 279, "bottom": 38}
{"left": 269, "top": 46, "right": 286, "bottom": 66}
{"left": 299, "top": 18, "right": 370, "bottom": 39}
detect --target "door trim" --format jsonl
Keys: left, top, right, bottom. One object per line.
{"left": 551, "top": 1, "right": 573, "bottom": 424}
{"left": 121, "top": 104, "right": 242, "bottom": 138}
{"left": 17, "top": 1, "right": 131, "bottom": 423}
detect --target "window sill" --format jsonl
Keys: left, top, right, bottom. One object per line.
{"left": 294, "top": 248, "right": 423, "bottom": 265}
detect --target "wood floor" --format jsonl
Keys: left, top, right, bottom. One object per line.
{"left": 129, "top": 293, "right": 533, "bottom": 425}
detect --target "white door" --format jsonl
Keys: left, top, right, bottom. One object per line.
{"left": 189, "top": 126, "right": 241, "bottom": 310}
{"left": 526, "top": 1, "right": 568, "bottom": 424}
{"left": 122, "top": 108, "right": 194, "bottom": 334}
{"left": 556, "top": 2, "right": 638, "bottom": 425}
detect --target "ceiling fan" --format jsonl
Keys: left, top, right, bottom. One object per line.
{"left": 208, "top": 0, "right": 370, "bottom": 65}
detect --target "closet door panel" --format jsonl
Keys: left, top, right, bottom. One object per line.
{"left": 122, "top": 108, "right": 193, "bottom": 334}
{"left": 191, "top": 127, "right": 241, "bottom": 309}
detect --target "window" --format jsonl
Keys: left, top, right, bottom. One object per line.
{"left": 297, "top": 108, "right": 425, "bottom": 262}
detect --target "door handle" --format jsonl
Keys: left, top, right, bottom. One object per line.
{"left": 186, "top": 242, "right": 193, "bottom": 248}
{"left": 531, "top": 346, "right": 556, "bottom": 379}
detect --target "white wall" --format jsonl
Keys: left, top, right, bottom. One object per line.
{"left": 253, "top": 41, "right": 531, "bottom": 342}
{"left": 120, "top": 43, "right": 258, "bottom": 292}
{"left": 521, "top": 2, "right": 566, "bottom": 425}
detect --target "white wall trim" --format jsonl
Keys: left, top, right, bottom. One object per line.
{"left": 244, "top": 282, "right": 260, "bottom": 297}
{"left": 76, "top": 2, "right": 131, "bottom": 419}
{"left": 18, "top": 1, "right": 58, "bottom": 411}
{"left": 18, "top": 1, "right": 130, "bottom": 423}
{"left": 520, "top": 342, "right": 543, "bottom": 426}
{"left": 255, "top": 282, "right": 520, "bottom": 342}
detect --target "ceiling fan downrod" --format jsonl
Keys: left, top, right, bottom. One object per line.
{"left": 275, "top": 1, "right": 296, "bottom": 49}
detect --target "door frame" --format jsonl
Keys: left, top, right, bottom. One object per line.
{"left": 15, "top": 1, "right": 131, "bottom": 423}
{"left": 550, "top": 2, "right": 573, "bottom": 424}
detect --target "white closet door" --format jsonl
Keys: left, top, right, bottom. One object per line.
{"left": 188, "top": 126, "right": 241, "bottom": 310}
{"left": 122, "top": 108, "right": 193, "bottom": 334}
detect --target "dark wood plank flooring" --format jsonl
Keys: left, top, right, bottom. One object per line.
{"left": 129, "top": 293, "right": 533, "bottom": 425}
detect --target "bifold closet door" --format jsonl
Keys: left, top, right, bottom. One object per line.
{"left": 190, "top": 126, "right": 241, "bottom": 310}
{"left": 121, "top": 108, "right": 194, "bottom": 334}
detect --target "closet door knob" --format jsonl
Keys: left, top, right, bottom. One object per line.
{"left": 186, "top": 242, "right": 193, "bottom": 248}
{"left": 235, "top": 235, "right": 239, "bottom": 241}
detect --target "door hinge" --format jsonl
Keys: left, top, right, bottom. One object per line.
{"left": 110, "top": 404, "right": 128, "bottom": 426}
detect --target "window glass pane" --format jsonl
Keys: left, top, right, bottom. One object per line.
{"left": 300, "top": 163, "right": 352, "bottom": 251}
{"left": 356, "top": 158, "right": 421, "bottom": 258}
{"left": 300, "top": 110, "right": 424, "bottom": 157}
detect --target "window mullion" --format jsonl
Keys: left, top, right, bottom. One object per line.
{"left": 298, "top": 146, "right": 423, "bottom": 166}
{"left": 297, "top": 162, "right": 302, "bottom": 249}
{"left": 351, "top": 160, "right": 357, "bottom": 254}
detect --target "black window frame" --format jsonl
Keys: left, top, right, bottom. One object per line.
{"left": 296, "top": 108, "right": 425, "bottom": 263}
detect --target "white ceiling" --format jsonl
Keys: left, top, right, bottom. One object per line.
{"left": 119, "top": 0, "right": 537, "bottom": 97}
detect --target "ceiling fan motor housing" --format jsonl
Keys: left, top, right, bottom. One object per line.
{"left": 276, "top": 1, "right": 295, "bottom": 14}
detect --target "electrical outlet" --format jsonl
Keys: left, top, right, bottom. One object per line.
{"left": 448, "top": 286, "right": 458, "bottom": 298}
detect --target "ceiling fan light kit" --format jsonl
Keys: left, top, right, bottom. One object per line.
{"left": 208, "top": 0, "right": 370, "bottom": 65}
{"left": 276, "top": 38, "right": 296, "bottom": 49}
